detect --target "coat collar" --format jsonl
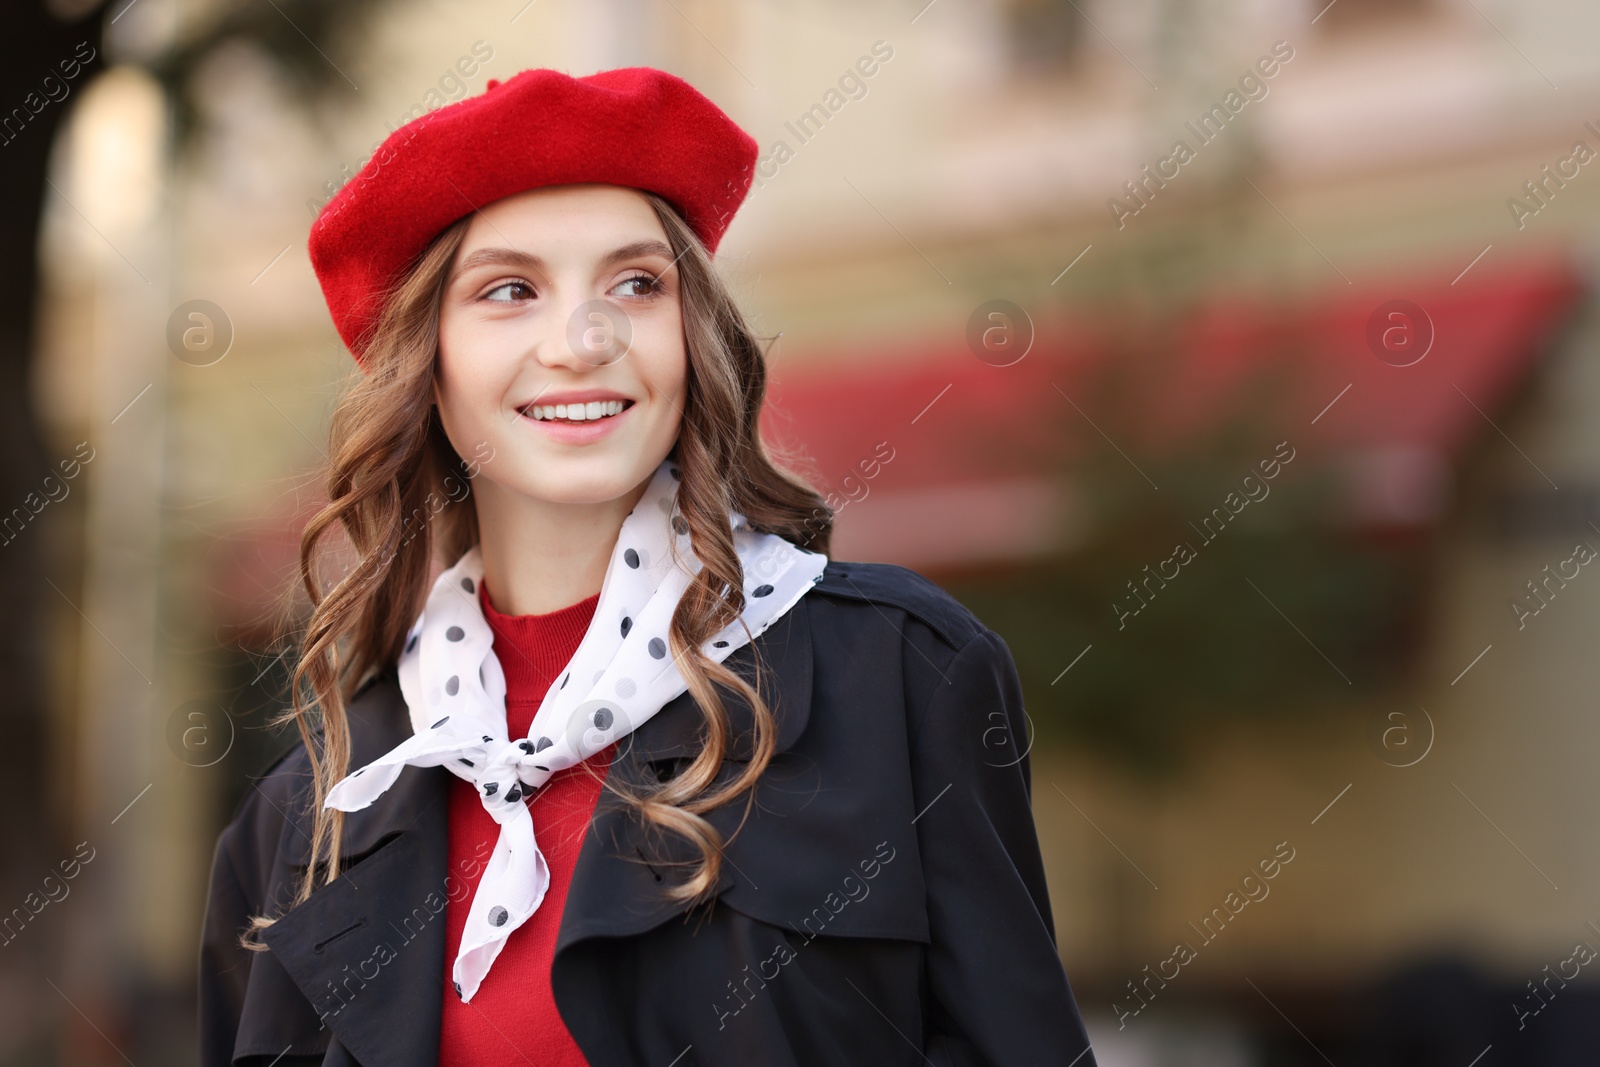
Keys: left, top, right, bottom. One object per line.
{"left": 258, "top": 597, "right": 813, "bottom": 1065}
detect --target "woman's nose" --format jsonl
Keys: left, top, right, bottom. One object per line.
{"left": 552, "top": 294, "right": 633, "bottom": 369}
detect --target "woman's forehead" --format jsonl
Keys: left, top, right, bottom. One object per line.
{"left": 469, "top": 184, "right": 659, "bottom": 231}
{"left": 453, "top": 185, "right": 669, "bottom": 268}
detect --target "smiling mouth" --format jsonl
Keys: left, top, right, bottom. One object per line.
{"left": 522, "top": 399, "right": 635, "bottom": 424}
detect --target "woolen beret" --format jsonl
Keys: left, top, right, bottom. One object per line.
{"left": 308, "top": 66, "right": 759, "bottom": 366}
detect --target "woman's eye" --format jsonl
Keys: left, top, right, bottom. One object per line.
{"left": 612, "top": 273, "right": 662, "bottom": 299}
{"left": 483, "top": 280, "right": 533, "bottom": 303}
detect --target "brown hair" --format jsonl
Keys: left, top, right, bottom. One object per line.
{"left": 242, "top": 190, "right": 832, "bottom": 949}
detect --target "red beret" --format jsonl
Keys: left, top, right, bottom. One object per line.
{"left": 308, "top": 66, "right": 759, "bottom": 366}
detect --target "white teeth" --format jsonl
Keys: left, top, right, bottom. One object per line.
{"left": 528, "top": 399, "right": 629, "bottom": 422}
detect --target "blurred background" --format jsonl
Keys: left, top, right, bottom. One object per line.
{"left": 6, "top": 0, "right": 1600, "bottom": 1062}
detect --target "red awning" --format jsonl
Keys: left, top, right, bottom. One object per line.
{"left": 760, "top": 251, "right": 1587, "bottom": 569}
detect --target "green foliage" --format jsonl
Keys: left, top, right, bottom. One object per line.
{"left": 946, "top": 357, "right": 1425, "bottom": 776}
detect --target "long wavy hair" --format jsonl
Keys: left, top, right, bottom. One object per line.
{"left": 241, "top": 190, "right": 833, "bottom": 949}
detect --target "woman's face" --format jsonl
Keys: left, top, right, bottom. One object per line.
{"left": 433, "top": 183, "right": 687, "bottom": 510}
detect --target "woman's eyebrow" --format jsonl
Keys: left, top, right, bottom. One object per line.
{"left": 453, "top": 240, "right": 676, "bottom": 277}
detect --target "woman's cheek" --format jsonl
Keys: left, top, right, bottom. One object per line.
{"left": 637, "top": 319, "right": 690, "bottom": 396}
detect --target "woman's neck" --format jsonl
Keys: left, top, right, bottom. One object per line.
{"left": 471, "top": 475, "right": 650, "bottom": 615}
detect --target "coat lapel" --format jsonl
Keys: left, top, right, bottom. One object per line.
{"left": 260, "top": 594, "right": 814, "bottom": 1063}
{"left": 259, "top": 686, "right": 452, "bottom": 1067}
{"left": 556, "top": 592, "right": 814, "bottom": 952}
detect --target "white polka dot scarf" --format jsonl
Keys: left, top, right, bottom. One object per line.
{"left": 321, "top": 458, "right": 828, "bottom": 1002}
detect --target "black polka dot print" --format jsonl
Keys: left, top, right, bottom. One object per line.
{"left": 488, "top": 906, "right": 509, "bottom": 927}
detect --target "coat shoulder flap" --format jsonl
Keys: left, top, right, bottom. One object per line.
{"left": 811, "top": 558, "right": 985, "bottom": 652}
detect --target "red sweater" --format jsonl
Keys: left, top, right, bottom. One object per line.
{"left": 438, "top": 580, "right": 614, "bottom": 1066}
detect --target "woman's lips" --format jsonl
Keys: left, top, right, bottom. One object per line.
{"left": 519, "top": 399, "right": 636, "bottom": 444}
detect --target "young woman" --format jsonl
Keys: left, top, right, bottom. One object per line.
{"left": 198, "top": 67, "right": 1096, "bottom": 1067}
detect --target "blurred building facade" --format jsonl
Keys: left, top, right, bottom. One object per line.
{"left": 25, "top": 0, "right": 1600, "bottom": 1062}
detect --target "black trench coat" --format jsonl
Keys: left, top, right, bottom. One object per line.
{"left": 198, "top": 559, "right": 1098, "bottom": 1066}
